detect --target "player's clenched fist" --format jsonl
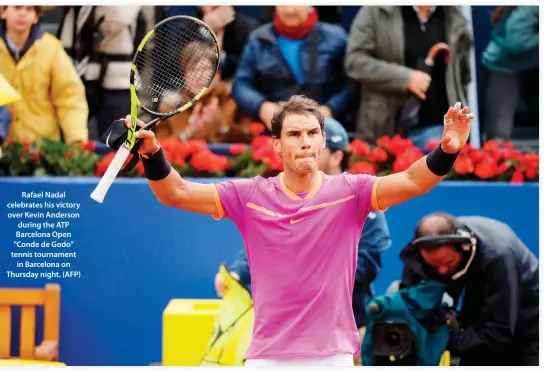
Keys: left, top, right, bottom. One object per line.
{"left": 124, "top": 115, "right": 161, "bottom": 156}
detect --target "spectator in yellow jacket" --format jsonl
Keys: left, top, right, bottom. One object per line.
{"left": 0, "top": 6, "right": 88, "bottom": 144}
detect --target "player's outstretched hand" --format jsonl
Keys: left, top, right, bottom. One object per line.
{"left": 441, "top": 102, "right": 475, "bottom": 154}
{"left": 124, "top": 115, "right": 161, "bottom": 156}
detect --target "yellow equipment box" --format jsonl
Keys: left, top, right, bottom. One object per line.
{"left": 0, "top": 359, "right": 66, "bottom": 366}
{"left": 162, "top": 299, "right": 221, "bottom": 366}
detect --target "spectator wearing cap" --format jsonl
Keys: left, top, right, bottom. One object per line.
{"left": 317, "top": 116, "right": 353, "bottom": 175}
{"left": 214, "top": 117, "right": 392, "bottom": 365}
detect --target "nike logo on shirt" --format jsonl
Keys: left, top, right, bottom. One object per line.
{"left": 290, "top": 217, "right": 307, "bottom": 224}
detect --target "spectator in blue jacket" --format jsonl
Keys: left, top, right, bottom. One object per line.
{"left": 232, "top": 6, "right": 357, "bottom": 131}
{"left": 481, "top": 6, "right": 539, "bottom": 143}
{"left": 214, "top": 117, "right": 392, "bottom": 365}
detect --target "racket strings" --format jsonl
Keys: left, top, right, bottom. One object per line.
{"left": 133, "top": 18, "right": 218, "bottom": 114}
{"left": 136, "top": 29, "right": 211, "bottom": 107}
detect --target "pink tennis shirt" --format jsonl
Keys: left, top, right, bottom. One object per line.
{"left": 210, "top": 171, "right": 383, "bottom": 360}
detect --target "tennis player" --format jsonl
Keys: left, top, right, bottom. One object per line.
{"left": 127, "top": 95, "right": 474, "bottom": 367}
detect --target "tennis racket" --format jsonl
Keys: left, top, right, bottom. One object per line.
{"left": 90, "top": 15, "right": 220, "bottom": 203}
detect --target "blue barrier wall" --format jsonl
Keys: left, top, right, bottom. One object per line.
{"left": 0, "top": 178, "right": 538, "bottom": 366}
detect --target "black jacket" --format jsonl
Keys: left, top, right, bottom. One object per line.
{"left": 400, "top": 216, "right": 539, "bottom": 365}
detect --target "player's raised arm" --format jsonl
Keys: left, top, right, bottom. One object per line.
{"left": 125, "top": 117, "right": 218, "bottom": 216}
{"left": 373, "top": 103, "right": 474, "bottom": 211}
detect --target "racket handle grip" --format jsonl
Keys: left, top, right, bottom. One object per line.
{"left": 90, "top": 145, "right": 132, "bottom": 203}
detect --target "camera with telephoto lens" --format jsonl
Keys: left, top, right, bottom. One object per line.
{"left": 368, "top": 303, "right": 418, "bottom": 365}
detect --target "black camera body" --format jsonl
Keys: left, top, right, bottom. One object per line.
{"left": 363, "top": 283, "right": 458, "bottom": 366}
{"left": 371, "top": 321, "right": 419, "bottom": 365}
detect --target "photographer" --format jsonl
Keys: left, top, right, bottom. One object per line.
{"left": 400, "top": 212, "right": 539, "bottom": 365}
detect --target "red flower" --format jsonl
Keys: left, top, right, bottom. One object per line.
{"left": 503, "top": 150, "right": 522, "bottom": 161}
{"left": 488, "top": 150, "right": 503, "bottom": 163}
{"left": 474, "top": 154, "right": 497, "bottom": 180}
{"left": 249, "top": 122, "right": 266, "bottom": 136}
{"left": 376, "top": 136, "right": 391, "bottom": 149}
{"left": 350, "top": 138, "right": 370, "bottom": 158}
{"left": 159, "top": 139, "right": 193, "bottom": 166}
{"left": 524, "top": 164, "right": 538, "bottom": 180}
{"left": 191, "top": 148, "right": 229, "bottom": 173}
{"left": 482, "top": 140, "right": 500, "bottom": 152}
{"left": 369, "top": 147, "right": 388, "bottom": 163}
{"left": 158, "top": 138, "right": 174, "bottom": 150}
{"left": 30, "top": 152, "right": 42, "bottom": 162}
{"left": 252, "top": 145, "right": 275, "bottom": 162}
{"left": 495, "top": 162, "right": 509, "bottom": 176}
{"left": 461, "top": 143, "right": 473, "bottom": 154}
{"left": 251, "top": 135, "right": 272, "bottom": 149}
{"left": 136, "top": 161, "right": 145, "bottom": 176}
{"left": 382, "top": 135, "right": 415, "bottom": 156}
{"left": 95, "top": 150, "right": 136, "bottom": 176}
{"left": 264, "top": 153, "right": 284, "bottom": 172}
{"left": 174, "top": 142, "right": 190, "bottom": 167}
{"left": 82, "top": 140, "right": 96, "bottom": 152}
{"left": 211, "top": 155, "right": 229, "bottom": 172}
{"left": 468, "top": 149, "right": 484, "bottom": 164}
{"left": 349, "top": 161, "right": 375, "bottom": 175}
{"left": 519, "top": 154, "right": 539, "bottom": 180}
{"left": 190, "top": 150, "right": 209, "bottom": 172}
{"left": 95, "top": 152, "right": 116, "bottom": 177}
{"left": 502, "top": 141, "right": 515, "bottom": 150}
{"left": 159, "top": 139, "right": 177, "bottom": 159}
{"left": 521, "top": 154, "right": 539, "bottom": 168}
{"left": 187, "top": 139, "right": 207, "bottom": 154}
{"left": 453, "top": 155, "right": 474, "bottom": 175}
{"left": 23, "top": 141, "right": 31, "bottom": 155}
{"left": 229, "top": 143, "right": 247, "bottom": 155}
{"left": 511, "top": 171, "right": 524, "bottom": 184}
{"left": 392, "top": 147, "right": 423, "bottom": 173}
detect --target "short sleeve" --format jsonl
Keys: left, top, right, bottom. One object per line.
{"left": 343, "top": 173, "right": 387, "bottom": 218}
{"left": 210, "top": 178, "right": 257, "bottom": 224}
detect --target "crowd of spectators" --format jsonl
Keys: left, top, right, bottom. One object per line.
{"left": 0, "top": 5, "right": 539, "bottom": 151}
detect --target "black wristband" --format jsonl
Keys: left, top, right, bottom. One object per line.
{"left": 141, "top": 147, "right": 172, "bottom": 181}
{"left": 425, "top": 145, "right": 460, "bottom": 176}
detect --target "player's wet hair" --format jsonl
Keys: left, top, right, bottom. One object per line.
{"left": 271, "top": 95, "right": 325, "bottom": 138}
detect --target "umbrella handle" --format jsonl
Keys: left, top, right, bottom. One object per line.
{"left": 425, "top": 42, "right": 450, "bottom": 67}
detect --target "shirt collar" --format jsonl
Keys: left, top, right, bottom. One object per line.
{"left": 412, "top": 6, "right": 437, "bottom": 22}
